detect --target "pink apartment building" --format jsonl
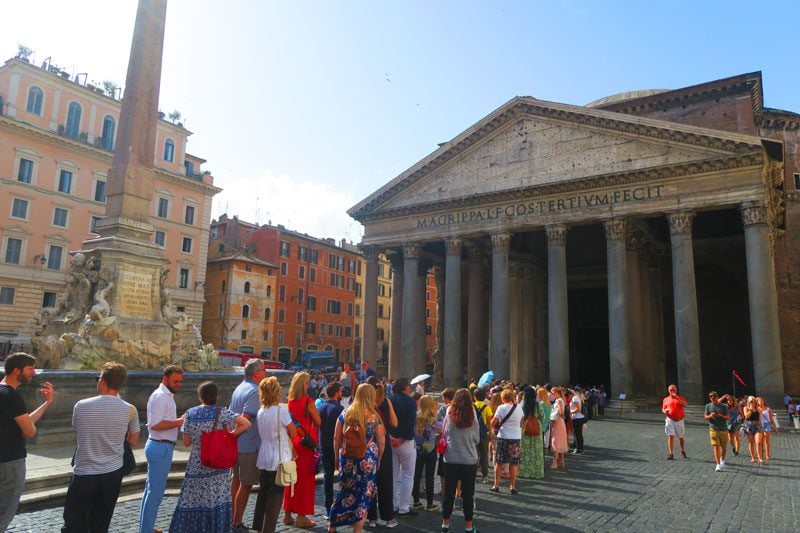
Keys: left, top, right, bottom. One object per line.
{"left": 0, "top": 56, "right": 220, "bottom": 341}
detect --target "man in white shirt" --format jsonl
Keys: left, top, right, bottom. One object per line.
{"left": 139, "top": 365, "right": 184, "bottom": 533}
{"left": 62, "top": 362, "right": 140, "bottom": 532}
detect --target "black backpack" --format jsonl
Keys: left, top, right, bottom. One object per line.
{"left": 475, "top": 405, "right": 488, "bottom": 442}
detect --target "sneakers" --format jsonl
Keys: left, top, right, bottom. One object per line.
{"left": 397, "top": 509, "right": 419, "bottom": 517}
{"left": 720, "top": 460, "right": 726, "bottom": 468}
{"left": 426, "top": 503, "right": 440, "bottom": 511}
{"left": 366, "top": 520, "right": 378, "bottom": 528}
{"left": 412, "top": 502, "right": 425, "bottom": 510}
{"left": 232, "top": 525, "right": 256, "bottom": 533}
{"left": 384, "top": 519, "right": 399, "bottom": 528}
{"left": 667, "top": 454, "right": 674, "bottom": 460}
{"left": 715, "top": 464, "right": 722, "bottom": 472}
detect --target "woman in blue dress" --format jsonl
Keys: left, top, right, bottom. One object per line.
{"left": 328, "top": 383, "right": 386, "bottom": 533}
{"left": 169, "top": 381, "right": 250, "bottom": 533}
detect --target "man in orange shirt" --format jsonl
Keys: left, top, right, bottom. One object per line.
{"left": 662, "top": 384, "right": 688, "bottom": 460}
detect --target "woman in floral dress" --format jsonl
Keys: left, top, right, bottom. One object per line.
{"left": 329, "top": 384, "right": 385, "bottom": 533}
{"left": 518, "top": 387, "right": 545, "bottom": 479}
{"left": 169, "top": 381, "right": 250, "bottom": 533}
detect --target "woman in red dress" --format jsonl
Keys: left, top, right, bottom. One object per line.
{"left": 283, "top": 371, "right": 322, "bottom": 529}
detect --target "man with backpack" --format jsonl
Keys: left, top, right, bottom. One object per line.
{"left": 473, "top": 388, "right": 492, "bottom": 483}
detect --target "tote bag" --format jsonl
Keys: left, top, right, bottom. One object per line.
{"left": 200, "top": 407, "right": 238, "bottom": 469}
{"left": 275, "top": 406, "right": 298, "bottom": 496}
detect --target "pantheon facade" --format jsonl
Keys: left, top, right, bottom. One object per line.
{"left": 349, "top": 72, "right": 799, "bottom": 405}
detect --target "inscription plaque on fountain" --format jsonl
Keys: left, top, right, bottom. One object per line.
{"left": 117, "top": 270, "right": 153, "bottom": 319}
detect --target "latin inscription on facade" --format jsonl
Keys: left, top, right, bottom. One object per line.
{"left": 417, "top": 184, "right": 665, "bottom": 228}
{"left": 116, "top": 270, "right": 153, "bottom": 319}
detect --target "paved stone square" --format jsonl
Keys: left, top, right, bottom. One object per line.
{"left": 8, "top": 414, "right": 799, "bottom": 532}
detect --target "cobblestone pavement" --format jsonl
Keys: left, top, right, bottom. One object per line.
{"left": 8, "top": 414, "right": 800, "bottom": 532}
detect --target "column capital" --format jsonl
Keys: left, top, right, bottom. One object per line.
{"left": 491, "top": 233, "right": 511, "bottom": 253}
{"left": 625, "top": 227, "right": 644, "bottom": 252}
{"left": 402, "top": 242, "right": 422, "bottom": 259}
{"left": 603, "top": 218, "right": 627, "bottom": 241}
{"left": 545, "top": 224, "right": 568, "bottom": 246}
{"left": 444, "top": 237, "right": 463, "bottom": 256}
{"left": 360, "top": 244, "right": 380, "bottom": 262}
{"left": 740, "top": 201, "right": 769, "bottom": 228}
{"left": 667, "top": 210, "right": 695, "bottom": 236}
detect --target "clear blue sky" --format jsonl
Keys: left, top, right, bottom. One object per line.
{"left": 4, "top": 1, "right": 799, "bottom": 241}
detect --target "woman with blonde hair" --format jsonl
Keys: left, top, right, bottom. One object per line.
{"left": 743, "top": 395, "right": 763, "bottom": 463}
{"left": 253, "top": 377, "right": 297, "bottom": 533}
{"left": 329, "top": 383, "right": 385, "bottom": 533}
{"left": 536, "top": 387, "right": 552, "bottom": 452}
{"left": 412, "top": 395, "right": 442, "bottom": 511}
{"left": 487, "top": 388, "right": 503, "bottom": 471}
{"left": 283, "top": 372, "right": 321, "bottom": 528}
{"left": 757, "top": 397, "right": 778, "bottom": 462}
{"left": 549, "top": 387, "right": 569, "bottom": 469}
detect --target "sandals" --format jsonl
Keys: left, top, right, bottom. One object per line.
{"left": 295, "top": 517, "right": 317, "bottom": 529}
{"left": 283, "top": 516, "right": 295, "bottom": 526}
{"left": 489, "top": 486, "right": 499, "bottom": 492}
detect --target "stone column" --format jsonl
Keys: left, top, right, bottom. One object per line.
{"left": 605, "top": 219, "right": 633, "bottom": 399}
{"left": 509, "top": 260, "right": 524, "bottom": 381}
{"left": 388, "top": 255, "right": 403, "bottom": 379}
{"left": 400, "top": 243, "right": 422, "bottom": 378}
{"left": 649, "top": 253, "right": 668, "bottom": 395}
{"left": 666, "top": 211, "right": 703, "bottom": 404}
{"left": 361, "top": 245, "right": 379, "bottom": 370}
{"left": 741, "top": 201, "right": 785, "bottom": 406}
{"left": 444, "top": 238, "right": 463, "bottom": 387}
{"left": 416, "top": 260, "right": 430, "bottom": 377}
{"left": 433, "top": 266, "right": 445, "bottom": 385}
{"left": 546, "top": 224, "right": 570, "bottom": 385}
{"left": 491, "top": 233, "right": 511, "bottom": 380}
{"left": 625, "top": 229, "right": 645, "bottom": 395}
{"left": 520, "top": 262, "right": 536, "bottom": 384}
{"left": 466, "top": 244, "right": 487, "bottom": 382}
{"left": 638, "top": 251, "right": 655, "bottom": 397}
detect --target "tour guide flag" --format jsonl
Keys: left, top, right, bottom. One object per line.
{"left": 732, "top": 370, "right": 748, "bottom": 388}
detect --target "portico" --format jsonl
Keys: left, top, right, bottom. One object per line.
{"left": 350, "top": 89, "right": 788, "bottom": 405}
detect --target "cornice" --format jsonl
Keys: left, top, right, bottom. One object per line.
{"left": 356, "top": 153, "right": 763, "bottom": 222}
{"left": 349, "top": 97, "right": 763, "bottom": 221}
{"left": 596, "top": 72, "right": 764, "bottom": 127}
{"left": 762, "top": 108, "right": 800, "bottom": 131}
{"left": 0, "top": 116, "right": 220, "bottom": 195}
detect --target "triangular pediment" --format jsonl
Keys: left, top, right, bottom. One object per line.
{"left": 349, "top": 97, "right": 764, "bottom": 220}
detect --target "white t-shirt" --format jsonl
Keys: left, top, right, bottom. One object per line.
{"left": 570, "top": 396, "right": 585, "bottom": 419}
{"left": 494, "top": 403, "right": 523, "bottom": 440}
{"left": 256, "top": 405, "right": 293, "bottom": 471}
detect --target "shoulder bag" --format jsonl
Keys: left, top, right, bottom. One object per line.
{"left": 275, "top": 406, "right": 298, "bottom": 496}
{"left": 436, "top": 416, "right": 448, "bottom": 454}
{"left": 122, "top": 403, "right": 137, "bottom": 476}
{"left": 200, "top": 407, "right": 238, "bottom": 469}
{"left": 523, "top": 409, "right": 541, "bottom": 437}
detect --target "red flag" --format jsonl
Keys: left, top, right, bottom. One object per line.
{"left": 732, "top": 370, "right": 748, "bottom": 388}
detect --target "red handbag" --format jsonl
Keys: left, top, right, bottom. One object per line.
{"left": 200, "top": 407, "right": 238, "bottom": 469}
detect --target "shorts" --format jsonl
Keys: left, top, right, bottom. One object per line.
{"left": 709, "top": 429, "right": 729, "bottom": 448}
{"left": 231, "top": 452, "right": 260, "bottom": 485}
{"left": 727, "top": 423, "right": 742, "bottom": 433}
{"left": 494, "top": 438, "right": 521, "bottom": 465}
{"left": 664, "top": 417, "right": 685, "bottom": 438}
{"left": 744, "top": 421, "right": 761, "bottom": 435}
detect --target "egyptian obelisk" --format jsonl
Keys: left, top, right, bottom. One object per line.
{"left": 80, "top": 0, "right": 173, "bottom": 346}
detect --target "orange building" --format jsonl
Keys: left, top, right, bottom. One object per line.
{"left": 0, "top": 56, "right": 220, "bottom": 338}
{"left": 207, "top": 215, "right": 363, "bottom": 366}
{"left": 202, "top": 252, "right": 276, "bottom": 355}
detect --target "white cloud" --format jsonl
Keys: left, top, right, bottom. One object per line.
{"left": 212, "top": 170, "right": 364, "bottom": 244}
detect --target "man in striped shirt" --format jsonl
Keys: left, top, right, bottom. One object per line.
{"left": 62, "top": 362, "right": 140, "bottom": 532}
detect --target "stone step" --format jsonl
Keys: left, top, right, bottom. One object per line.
{"left": 19, "top": 460, "right": 188, "bottom": 512}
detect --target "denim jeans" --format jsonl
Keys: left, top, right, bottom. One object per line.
{"left": 139, "top": 439, "right": 174, "bottom": 533}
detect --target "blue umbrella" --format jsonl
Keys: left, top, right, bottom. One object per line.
{"left": 477, "top": 370, "right": 494, "bottom": 389}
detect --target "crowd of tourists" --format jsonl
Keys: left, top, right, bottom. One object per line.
{"left": 0, "top": 351, "right": 789, "bottom": 533}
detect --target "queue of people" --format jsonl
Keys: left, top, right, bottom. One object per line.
{"left": 2, "top": 350, "right": 788, "bottom": 533}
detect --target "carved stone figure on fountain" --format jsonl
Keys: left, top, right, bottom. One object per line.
{"left": 88, "top": 266, "right": 116, "bottom": 324}
{"left": 159, "top": 268, "right": 192, "bottom": 331}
